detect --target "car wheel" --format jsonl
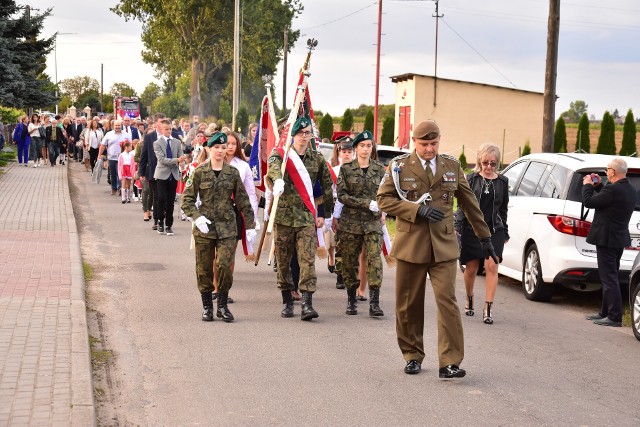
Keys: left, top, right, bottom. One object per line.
{"left": 522, "top": 243, "right": 553, "bottom": 302}
{"left": 632, "top": 283, "right": 640, "bottom": 341}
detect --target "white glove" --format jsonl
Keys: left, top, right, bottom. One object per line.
{"left": 255, "top": 220, "right": 261, "bottom": 231}
{"left": 273, "top": 179, "right": 285, "bottom": 196}
{"left": 324, "top": 217, "right": 333, "bottom": 232}
{"left": 246, "top": 228, "right": 257, "bottom": 242}
{"left": 194, "top": 216, "right": 211, "bottom": 233}
{"left": 369, "top": 200, "right": 380, "bottom": 213}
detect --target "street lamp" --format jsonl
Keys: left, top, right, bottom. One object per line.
{"left": 54, "top": 32, "right": 77, "bottom": 115}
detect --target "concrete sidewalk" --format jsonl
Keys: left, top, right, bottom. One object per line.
{"left": 0, "top": 162, "right": 94, "bottom": 426}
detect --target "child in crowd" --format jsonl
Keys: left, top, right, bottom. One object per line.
{"left": 118, "top": 141, "right": 136, "bottom": 204}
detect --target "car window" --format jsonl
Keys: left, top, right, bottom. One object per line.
{"left": 517, "top": 162, "right": 547, "bottom": 196}
{"left": 377, "top": 149, "right": 407, "bottom": 166}
{"left": 539, "top": 165, "right": 570, "bottom": 199}
{"left": 502, "top": 160, "right": 527, "bottom": 195}
{"left": 568, "top": 171, "right": 640, "bottom": 210}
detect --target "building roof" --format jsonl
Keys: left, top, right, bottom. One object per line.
{"left": 389, "top": 73, "right": 543, "bottom": 96}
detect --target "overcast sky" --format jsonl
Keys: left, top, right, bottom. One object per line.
{"left": 31, "top": 0, "right": 640, "bottom": 119}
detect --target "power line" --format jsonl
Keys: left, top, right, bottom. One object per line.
{"left": 299, "top": 2, "right": 377, "bottom": 30}
{"left": 440, "top": 17, "right": 517, "bottom": 88}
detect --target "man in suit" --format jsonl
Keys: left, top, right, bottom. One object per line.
{"left": 153, "top": 118, "right": 186, "bottom": 236}
{"left": 377, "top": 120, "right": 497, "bottom": 378}
{"left": 140, "top": 113, "right": 164, "bottom": 230}
{"left": 71, "top": 117, "right": 84, "bottom": 162}
{"left": 121, "top": 115, "right": 140, "bottom": 142}
{"left": 583, "top": 158, "right": 637, "bottom": 327}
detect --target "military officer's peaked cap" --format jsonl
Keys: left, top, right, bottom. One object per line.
{"left": 207, "top": 132, "right": 228, "bottom": 147}
{"left": 292, "top": 117, "right": 311, "bottom": 135}
{"left": 335, "top": 136, "right": 353, "bottom": 150}
{"left": 352, "top": 130, "right": 374, "bottom": 146}
{"left": 413, "top": 120, "right": 440, "bottom": 140}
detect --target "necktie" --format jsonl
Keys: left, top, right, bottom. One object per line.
{"left": 166, "top": 138, "right": 172, "bottom": 159}
{"left": 126, "top": 126, "right": 129, "bottom": 133}
{"left": 425, "top": 160, "right": 433, "bottom": 184}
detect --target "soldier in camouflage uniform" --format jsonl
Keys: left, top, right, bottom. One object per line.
{"left": 336, "top": 131, "right": 386, "bottom": 316}
{"left": 181, "top": 132, "right": 256, "bottom": 322}
{"left": 266, "top": 117, "right": 334, "bottom": 320}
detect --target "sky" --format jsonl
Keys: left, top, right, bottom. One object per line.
{"left": 30, "top": 0, "right": 640, "bottom": 119}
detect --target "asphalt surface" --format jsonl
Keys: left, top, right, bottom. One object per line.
{"left": 69, "top": 162, "right": 640, "bottom": 426}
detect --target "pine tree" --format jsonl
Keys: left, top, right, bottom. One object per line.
{"left": 554, "top": 116, "right": 567, "bottom": 153}
{"left": 522, "top": 139, "right": 532, "bottom": 156}
{"left": 596, "top": 111, "right": 616, "bottom": 155}
{"left": 363, "top": 110, "right": 374, "bottom": 134}
{"left": 576, "top": 113, "right": 590, "bottom": 153}
{"left": 619, "top": 109, "right": 637, "bottom": 156}
{"left": 319, "top": 113, "right": 334, "bottom": 140}
{"left": 341, "top": 108, "right": 353, "bottom": 131}
{"left": 381, "top": 116, "right": 395, "bottom": 146}
{"left": 235, "top": 106, "right": 248, "bottom": 134}
{"left": 458, "top": 147, "right": 467, "bottom": 169}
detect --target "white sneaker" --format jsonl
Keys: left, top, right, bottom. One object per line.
{"left": 33, "top": 162, "right": 37, "bottom": 168}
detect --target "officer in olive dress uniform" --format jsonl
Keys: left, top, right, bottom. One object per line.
{"left": 377, "top": 120, "right": 497, "bottom": 378}
{"left": 181, "top": 132, "right": 256, "bottom": 322}
{"left": 266, "top": 117, "right": 334, "bottom": 321}
{"left": 336, "top": 130, "right": 386, "bottom": 316}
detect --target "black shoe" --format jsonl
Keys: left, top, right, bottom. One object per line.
{"left": 593, "top": 317, "right": 622, "bottom": 327}
{"left": 328, "top": 264, "right": 335, "bottom": 273}
{"left": 152, "top": 222, "right": 158, "bottom": 231}
{"left": 281, "top": 290, "right": 294, "bottom": 318}
{"left": 201, "top": 293, "right": 214, "bottom": 322}
{"left": 439, "top": 365, "right": 466, "bottom": 379}
{"left": 216, "top": 292, "right": 234, "bottom": 323}
{"left": 404, "top": 360, "right": 421, "bottom": 375}
{"left": 121, "top": 200, "right": 126, "bottom": 204}
{"left": 227, "top": 296, "right": 234, "bottom": 304}
{"left": 300, "top": 291, "right": 318, "bottom": 321}
{"left": 356, "top": 293, "right": 367, "bottom": 302}
{"left": 346, "top": 287, "right": 357, "bottom": 315}
{"left": 465, "top": 295, "right": 474, "bottom": 316}
{"left": 369, "top": 288, "right": 384, "bottom": 317}
{"left": 585, "top": 313, "right": 605, "bottom": 321}
{"left": 483, "top": 301, "right": 493, "bottom": 324}
{"left": 165, "top": 227, "right": 174, "bottom": 236}
{"left": 157, "top": 222, "right": 164, "bottom": 234}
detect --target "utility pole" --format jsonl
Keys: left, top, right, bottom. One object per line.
{"left": 542, "top": 0, "right": 560, "bottom": 153}
{"left": 232, "top": 0, "right": 240, "bottom": 131}
{"left": 100, "top": 63, "right": 104, "bottom": 113}
{"left": 432, "top": 0, "right": 443, "bottom": 107}
{"left": 373, "top": 0, "right": 383, "bottom": 142}
{"left": 283, "top": 26, "right": 288, "bottom": 114}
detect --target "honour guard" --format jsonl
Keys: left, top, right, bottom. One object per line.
{"left": 377, "top": 120, "right": 497, "bottom": 378}
{"left": 181, "top": 132, "right": 256, "bottom": 322}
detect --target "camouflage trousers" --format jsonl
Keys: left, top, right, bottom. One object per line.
{"left": 194, "top": 235, "right": 236, "bottom": 294}
{"left": 338, "top": 231, "right": 383, "bottom": 290}
{"left": 274, "top": 223, "right": 317, "bottom": 293}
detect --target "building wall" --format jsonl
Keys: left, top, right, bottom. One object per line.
{"left": 394, "top": 75, "right": 544, "bottom": 164}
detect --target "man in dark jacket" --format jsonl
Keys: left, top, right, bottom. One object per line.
{"left": 583, "top": 157, "right": 637, "bottom": 327}
{"left": 139, "top": 113, "right": 164, "bottom": 230}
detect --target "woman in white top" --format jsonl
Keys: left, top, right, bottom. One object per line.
{"left": 85, "top": 120, "right": 104, "bottom": 172}
{"left": 27, "top": 114, "right": 43, "bottom": 167}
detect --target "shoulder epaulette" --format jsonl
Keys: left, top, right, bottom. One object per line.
{"left": 391, "top": 153, "right": 411, "bottom": 163}
{"left": 440, "top": 153, "right": 459, "bottom": 163}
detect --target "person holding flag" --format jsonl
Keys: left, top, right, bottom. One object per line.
{"left": 266, "top": 117, "right": 334, "bottom": 321}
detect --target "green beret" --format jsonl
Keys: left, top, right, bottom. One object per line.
{"left": 207, "top": 132, "right": 227, "bottom": 147}
{"left": 352, "top": 130, "right": 374, "bottom": 146}
{"left": 292, "top": 117, "right": 311, "bottom": 135}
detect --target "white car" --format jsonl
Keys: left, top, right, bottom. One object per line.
{"left": 498, "top": 153, "right": 640, "bottom": 301}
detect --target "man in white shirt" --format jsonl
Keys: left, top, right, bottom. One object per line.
{"left": 98, "top": 120, "right": 128, "bottom": 195}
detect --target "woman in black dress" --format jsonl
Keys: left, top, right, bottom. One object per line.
{"left": 454, "top": 143, "right": 509, "bottom": 324}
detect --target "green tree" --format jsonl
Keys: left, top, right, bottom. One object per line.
{"left": 563, "top": 100, "right": 588, "bottom": 123}
{"left": 522, "top": 139, "right": 532, "bottom": 156}
{"left": 76, "top": 90, "right": 101, "bottom": 112}
{"left": 341, "top": 108, "right": 353, "bottom": 131}
{"left": 319, "top": 113, "right": 334, "bottom": 140}
{"left": 620, "top": 109, "right": 637, "bottom": 156}
{"left": 112, "top": 0, "right": 302, "bottom": 118}
{"left": 576, "top": 113, "right": 590, "bottom": 153}
{"left": 59, "top": 76, "right": 100, "bottom": 103}
{"left": 459, "top": 147, "right": 467, "bottom": 169}
{"left": 381, "top": 116, "right": 395, "bottom": 146}
{"left": 140, "top": 82, "right": 161, "bottom": 116}
{"left": 554, "top": 116, "right": 567, "bottom": 153}
{"left": 235, "top": 106, "right": 249, "bottom": 134}
{"left": 363, "top": 109, "right": 374, "bottom": 134}
{"left": 110, "top": 82, "right": 137, "bottom": 98}
{"left": 596, "top": 111, "right": 616, "bottom": 154}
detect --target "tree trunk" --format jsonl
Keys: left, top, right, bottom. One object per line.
{"left": 190, "top": 56, "right": 202, "bottom": 118}
{"left": 542, "top": 0, "right": 560, "bottom": 153}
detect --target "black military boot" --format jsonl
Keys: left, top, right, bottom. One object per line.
{"left": 300, "top": 291, "right": 319, "bottom": 321}
{"left": 201, "top": 292, "right": 214, "bottom": 322}
{"left": 346, "top": 287, "right": 358, "bottom": 315}
{"left": 336, "top": 273, "right": 345, "bottom": 289}
{"left": 216, "top": 292, "right": 234, "bottom": 322}
{"left": 369, "top": 288, "right": 384, "bottom": 317}
{"left": 281, "top": 290, "right": 294, "bottom": 318}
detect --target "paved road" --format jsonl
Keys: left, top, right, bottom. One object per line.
{"left": 69, "top": 162, "right": 640, "bottom": 426}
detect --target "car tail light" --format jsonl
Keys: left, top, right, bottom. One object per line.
{"left": 547, "top": 215, "right": 591, "bottom": 237}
